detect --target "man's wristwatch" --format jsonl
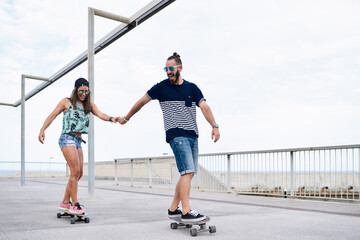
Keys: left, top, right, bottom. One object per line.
{"left": 212, "top": 123, "right": 219, "bottom": 128}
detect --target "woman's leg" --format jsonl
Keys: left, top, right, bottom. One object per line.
{"left": 77, "top": 148, "right": 84, "bottom": 181}
{"left": 61, "top": 145, "right": 81, "bottom": 204}
{"left": 62, "top": 183, "right": 71, "bottom": 204}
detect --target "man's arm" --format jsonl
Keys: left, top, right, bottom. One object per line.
{"left": 119, "top": 94, "right": 151, "bottom": 125}
{"left": 199, "top": 100, "right": 220, "bottom": 142}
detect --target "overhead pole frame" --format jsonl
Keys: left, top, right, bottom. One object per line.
{"left": 10, "top": 0, "right": 176, "bottom": 108}
{"left": 0, "top": 0, "right": 176, "bottom": 192}
{"left": 87, "top": 7, "right": 131, "bottom": 199}
{"left": 21, "top": 74, "right": 50, "bottom": 186}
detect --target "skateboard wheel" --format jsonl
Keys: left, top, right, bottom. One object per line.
{"left": 57, "top": 213, "right": 61, "bottom": 218}
{"left": 170, "top": 223, "right": 178, "bottom": 229}
{"left": 70, "top": 218, "right": 76, "bottom": 224}
{"left": 190, "top": 228, "right": 197, "bottom": 237}
{"left": 186, "top": 224, "right": 192, "bottom": 228}
{"left": 85, "top": 217, "right": 90, "bottom": 223}
{"left": 209, "top": 225, "right": 216, "bottom": 233}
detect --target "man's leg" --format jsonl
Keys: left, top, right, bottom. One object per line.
{"left": 169, "top": 180, "right": 181, "bottom": 211}
{"left": 178, "top": 173, "right": 194, "bottom": 214}
{"left": 169, "top": 137, "right": 205, "bottom": 221}
{"left": 169, "top": 173, "right": 194, "bottom": 213}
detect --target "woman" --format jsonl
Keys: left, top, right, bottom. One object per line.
{"left": 38, "top": 77, "right": 117, "bottom": 215}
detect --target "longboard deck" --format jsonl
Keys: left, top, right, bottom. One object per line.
{"left": 58, "top": 209, "right": 88, "bottom": 217}
{"left": 169, "top": 216, "right": 216, "bottom": 236}
{"left": 57, "top": 209, "right": 90, "bottom": 224}
{"left": 170, "top": 216, "right": 210, "bottom": 225}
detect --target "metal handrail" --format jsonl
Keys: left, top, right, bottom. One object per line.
{"left": 113, "top": 144, "right": 360, "bottom": 201}
{"left": 114, "top": 144, "right": 360, "bottom": 161}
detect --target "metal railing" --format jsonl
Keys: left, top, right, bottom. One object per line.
{"left": 112, "top": 157, "right": 175, "bottom": 188}
{"left": 4, "top": 144, "right": 358, "bottom": 202}
{"left": 113, "top": 144, "right": 360, "bottom": 201}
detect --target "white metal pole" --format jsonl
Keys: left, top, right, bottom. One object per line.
{"left": 290, "top": 151, "right": 294, "bottom": 196}
{"left": 114, "top": 160, "right": 118, "bottom": 185}
{"left": 131, "top": 159, "right": 134, "bottom": 187}
{"left": 21, "top": 75, "right": 25, "bottom": 186}
{"left": 0, "top": 102, "right": 14, "bottom": 106}
{"left": 227, "top": 154, "right": 231, "bottom": 192}
{"left": 149, "top": 159, "right": 152, "bottom": 188}
{"left": 20, "top": 75, "right": 49, "bottom": 186}
{"left": 88, "top": 7, "right": 95, "bottom": 199}
{"left": 93, "top": 8, "right": 131, "bottom": 23}
{"left": 86, "top": 7, "right": 132, "bottom": 199}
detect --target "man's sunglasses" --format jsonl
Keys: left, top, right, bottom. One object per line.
{"left": 163, "top": 65, "right": 181, "bottom": 72}
{"left": 78, "top": 90, "right": 90, "bottom": 95}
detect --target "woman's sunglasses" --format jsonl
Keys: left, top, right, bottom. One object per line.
{"left": 78, "top": 90, "right": 90, "bottom": 95}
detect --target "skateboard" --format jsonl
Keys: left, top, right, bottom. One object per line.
{"left": 57, "top": 209, "right": 90, "bottom": 224}
{"left": 169, "top": 216, "right": 216, "bottom": 237}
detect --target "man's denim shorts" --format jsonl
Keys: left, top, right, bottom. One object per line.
{"left": 169, "top": 137, "right": 198, "bottom": 176}
{"left": 58, "top": 133, "right": 82, "bottom": 150}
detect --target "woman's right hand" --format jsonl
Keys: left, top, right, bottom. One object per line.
{"left": 38, "top": 130, "right": 45, "bottom": 144}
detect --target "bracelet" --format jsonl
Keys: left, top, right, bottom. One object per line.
{"left": 109, "top": 117, "right": 113, "bottom": 122}
{"left": 123, "top": 116, "right": 129, "bottom": 122}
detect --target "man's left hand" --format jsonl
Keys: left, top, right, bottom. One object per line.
{"left": 211, "top": 128, "right": 220, "bottom": 143}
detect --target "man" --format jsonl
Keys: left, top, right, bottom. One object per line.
{"left": 119, "top": 52, "right": 220, "bottom": 221}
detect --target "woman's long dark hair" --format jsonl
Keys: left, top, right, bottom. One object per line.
{"left": 69, "top": 88, "right": 92, "bottom": 114}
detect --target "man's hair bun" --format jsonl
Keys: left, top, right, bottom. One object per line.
{"left": 167, "top": 52, "right": 182, "bottom": 65}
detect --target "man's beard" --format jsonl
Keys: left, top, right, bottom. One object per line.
{"left": 169, "top": 71, "right": 180, "bottom": 85}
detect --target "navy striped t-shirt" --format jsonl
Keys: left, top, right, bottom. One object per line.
{"left": 146, "top": 79, "right": 205, "bottom": 143}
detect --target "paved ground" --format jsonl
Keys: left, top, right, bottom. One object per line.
{"left": 1, "top": 177, "right": 360, "bottom": 240}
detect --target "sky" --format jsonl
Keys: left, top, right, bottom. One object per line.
{"left": 0, "top": 0, "right": 360, "bottom": 165}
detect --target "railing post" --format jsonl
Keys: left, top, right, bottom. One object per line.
{"left": 131, "top": 159, "right": 134, "bottom": 187}
{"left": 227, "top": 154, "right": 231, "bottom": 192}
{"left": 194, "top": 169, "right": 199, "bottom": 189}
{"left": 66, "top": 163, "right": 69, "bottom": 177}
{"left": 290, "top": 151, "right": 294, "bottom": 197}
{"left": 149, "top": 159, "right": 152, "bottom": 188}
{"left": 114, "top": 160, "right": 118, "bottom": 185}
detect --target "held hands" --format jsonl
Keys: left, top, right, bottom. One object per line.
{"left": 113, "top": 116, "right": 129, "bottom": 125}
{"left": 118, "top": 116, "right": 129, "bottom": 125}
{"left": 112, "top": 116, "right": 121, "bottom": 123}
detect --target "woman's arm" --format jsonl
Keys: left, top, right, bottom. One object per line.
{"left": 91, "top": 102, "right": 116, "bottom": 123}
{"left": 38, "top": 98, "right": 68, "bottom": 144}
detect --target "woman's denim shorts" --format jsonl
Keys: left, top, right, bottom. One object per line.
{"left": 58, "top": 133, "right": 82, "bottom": 150}
{"left": 169, "top": 137, "right": 198, "bottom": 176}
